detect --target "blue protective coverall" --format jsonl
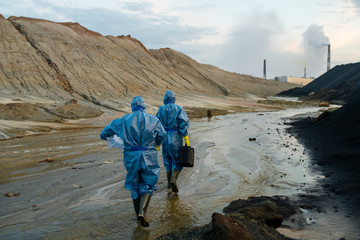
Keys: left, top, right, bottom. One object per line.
{"left": 100, "top": 96, "right": 167, "bottom": 200}
{"left": 156, "top": 90, "right": 189, "bottom": 173}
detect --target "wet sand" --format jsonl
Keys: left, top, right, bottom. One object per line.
{"left": 1, "top": 104, "right": 359, "bottom": 239}
{"left": 0, "top": 94, "right": 283, "bottom": 140}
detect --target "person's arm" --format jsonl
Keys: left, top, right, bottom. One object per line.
{"left": 183, "top": 135, "right": 190, "bottom": 146}
{"left": 100, "top": 122, "right": 116, "bottom": 140}
{"left": 155, "top": 121, "right": 167, "bottom": 146}
{"left": 178, "top": 107, "right": 190, "bottom": 145}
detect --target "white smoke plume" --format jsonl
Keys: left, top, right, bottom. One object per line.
{"left": 302, "top": 24, "right": 330, "bottom": 75}
{"left": 303, "top": 24, "right": 329, "bottom": 49}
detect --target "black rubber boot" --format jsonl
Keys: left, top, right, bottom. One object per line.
{"left": 167, "top": 171, "right": 172, "bottom": 189}
{"left": 137, "top": 193, "right": 151, "bottom": 227}
{"left": 133, "top": 198, "right": 140, "bottom": 216}
{"left": 170, "top": 169, "right": 180, "bottom": 193}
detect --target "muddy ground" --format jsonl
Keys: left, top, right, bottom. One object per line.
{"left": 1, "top": 96, "right": 359, "bottom": 239}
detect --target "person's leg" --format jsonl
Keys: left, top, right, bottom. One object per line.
{"left": 168, "top": 133, "right": 184, "bottom": 193}
{"left": 170, "top": 150, "right": 184, "bottom": 193}
{"left": 166, "top": 171, "right": 172, "bottom": 188}
{"left": 170, "top": 157, "right": 183, "bottom": 194}
{"left": 170, "top": 168, "right": 180, "bottom": 193}
{"left": 127, "top": 182, "right": 141, "bottom": 219}
{"left": 162, "top": 143, "right": 173, "bottom": 189}
{"left": 123, "top": 152, "right": 141, "bottom": 217}
{"left": 138, "top": 154, "right": 160, "bottom": 227}
{"left": 137, "top": 193, "right": 151, "bottom": 227}
{"left": 133, "top": 197, "right": 140, "bottom": 216}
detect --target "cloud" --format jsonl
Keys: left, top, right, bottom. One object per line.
{"left": 216, "top": 10, "right": 285, "bottom": 77}
{"left": 208, "top": 12, "right": 330, "bottom": 79}
{"left": 351, "top": 0, "right": 360, "bottom": 14}
{"left": 352, "top": 0, "right": 360, "bottom": 8}
{"left": 122, "top": 1, "right": 155, "bottom": 15}
{"left": 3, "top": 0, "right": 217, "bottom": 49}
{"left": 67, "top": 8, "right": 216, "bottom": 49}
{"left": 2, "top": 0, "right": 72, "bottom": 22}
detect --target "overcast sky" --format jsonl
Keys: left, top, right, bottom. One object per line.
{"left": 2, "top": 0, "right": 360, "bottom": 79}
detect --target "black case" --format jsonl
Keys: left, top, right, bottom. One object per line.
{"left": 178, "top": 146, "right": 195, "bottom": 167}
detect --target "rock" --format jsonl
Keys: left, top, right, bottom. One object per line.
{"left": 223, "top": 196, "right": 296, "bottom": 228}
{"left": 4, "top": 192, "right": 20, "bottom": 197}
{"left": 39, "top": 158, "right": 55, "bottom": 163}
{"left": 156, "top": 223, "right": 213, "bottom": 240}
{"left": 212, "top": 212, "right": 254, "bottom": 240}
{"left": 232, "top": 205, "right": 284, "bottom": 229}
{"left": 319, "top": 102, "right": 329, "bottom": 107}
{"left": 157, "top": 196, "right": 295, "bottom": 240}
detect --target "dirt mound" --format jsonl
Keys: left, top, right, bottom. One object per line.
{"left": 279, "top": 62, "right": 360, "bottom": 103}
{"left": 0, "top": 102, "right": 103, "bottom": 122}
{"left": 48, "top": 103, "right": 104, "bottom": 119}
{"left": 150, "top": 48, "right": 297, "bottom": 97}
{"left": 298, "top": 94, "right": 360, "bottom": 166}
{"left": 279, "top": 61, "right": 360, "bottom": 183}
{"left": 1, "top": 15, "right": 296, "bottom": 108}
{"left": 289, "top": 94, "right": 360, "bottom": 223}
{"left": 0, "top": 103, "right": 63, "bottom": 122}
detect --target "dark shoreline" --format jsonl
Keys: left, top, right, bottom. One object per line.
{"left": 288, "top": 112, "right": 360, "bottom": 222}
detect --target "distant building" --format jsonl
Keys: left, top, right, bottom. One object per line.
{"left": 274, "top": 76, "right": 314, "bottom": 86}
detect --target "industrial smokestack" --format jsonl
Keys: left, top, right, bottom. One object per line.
{"left": 304, "top": 67, "right": 307, "bottom": 78}
{"left": 263, "top": 59, "right": 266, "bottom": 79}
{"left": 327, "top": 44, "right": 331, "bottom": 71}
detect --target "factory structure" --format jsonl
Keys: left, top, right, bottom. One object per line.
{"left": 265, "top": 44, "right": 331, "bottom": 86}
{"left": 275, "top": 65, "right": 314, "bottom": 85}
{"left": 274, "top": 75, "right": 314, "bottom": 86}
{"left": 263, "top": 59, "right": 314, "bottom": 86}
{"left": 327, "top": 44, "right": 331, "bottom": 71}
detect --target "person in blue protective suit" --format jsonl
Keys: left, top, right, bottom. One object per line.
{"left": 156, "top": 90, "right": 190, "bottom": 193}
{"left": 100, "top": 96, "right": 167, "bottom": 227}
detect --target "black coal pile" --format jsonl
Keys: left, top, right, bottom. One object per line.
{"left": 279, "top": 62, "right": 360, "bottom": 103}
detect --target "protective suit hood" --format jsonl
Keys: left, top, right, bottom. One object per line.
{"left": 163, "top": 90, "right": 176, "bottom": 104}
{"left": 131, "top": 96, "right": 146, "bottom": 112}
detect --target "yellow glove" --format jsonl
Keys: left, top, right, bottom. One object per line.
{"left": 156, "top": 145, "right": 160, "bottom": 151}
{"left": 183, "top": 135, "right": 189, "bottom": 146}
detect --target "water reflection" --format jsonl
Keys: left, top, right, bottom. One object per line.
{"left": 207, "top": 109, "right": 212, "bottom": 122}
{"left": 162, "top": 193, "right": 193, "bottom": 230}
{"left": 131, "top": 225, "right": 150, "bottom": 240}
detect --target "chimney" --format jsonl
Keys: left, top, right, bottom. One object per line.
{"left": 304, "top": 66, "right": 307, "bottom": 78}
{"left": 263, "top": 59, "right": 266, "bottom": 79}
{"left": 327, "top": 44, "right": 331, "bottom": 71}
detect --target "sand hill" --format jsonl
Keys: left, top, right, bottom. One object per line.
{"left": 0, "top": 14, "right": 298, "bottom": 139}
{"left": 0, "top": 15, "right": 295, "bottom": 107}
